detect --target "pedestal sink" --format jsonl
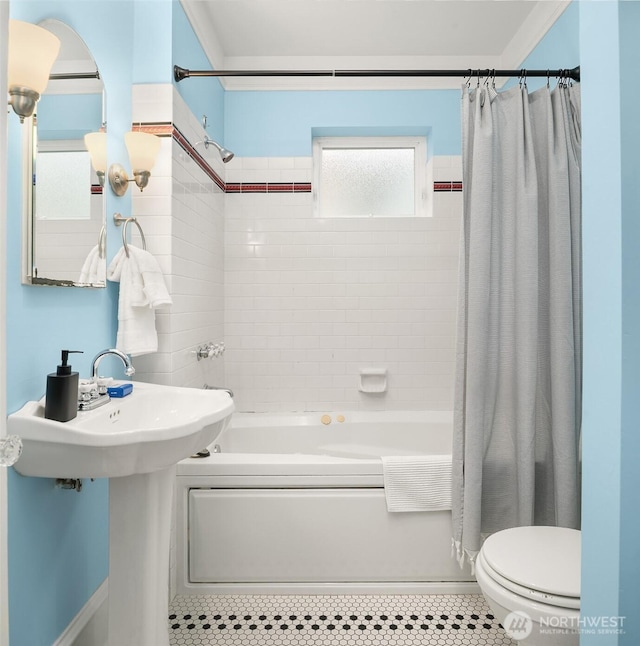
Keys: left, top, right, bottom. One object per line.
{"left": 8, "top": 382, "right": 234, "bottom": 646}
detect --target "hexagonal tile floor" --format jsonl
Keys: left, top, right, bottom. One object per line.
{"left": 168, "top": 594, "right": 516, "bottom": 645}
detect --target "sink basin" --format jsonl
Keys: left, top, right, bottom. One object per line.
{"left": 8, "top": 381, "right": 234, "bottom": 478}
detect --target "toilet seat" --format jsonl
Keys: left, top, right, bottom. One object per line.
{"left": 480, "top": 526, "right": 580, "bottom": 610}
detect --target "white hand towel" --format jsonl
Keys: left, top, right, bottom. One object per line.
{"left": 381, "top": 455, "right": 452, "bottom": 512}
{"left": 79, "top": 245, "right": 100, "bottom": 283}
{"left": 108, "top": 247, "right": 146, "bottom": 307}
{"left": 107, "top": 248, "right": 158, "bottom": 356}
{"left": 127, "top": 246, "right": 173, "bottom": 308}
{"left": 106, "top": 247, "right": 125, "bottom": 282}
{"left": 96, "top": 248, "right": 106, "bottom": 283}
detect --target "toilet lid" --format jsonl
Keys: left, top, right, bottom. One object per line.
{"left": 482, "top": 526, "right": 581, "bottom": 599}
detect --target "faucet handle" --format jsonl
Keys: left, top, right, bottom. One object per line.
{"left": 96, "top": 377, "right": 114, "bottom": 395}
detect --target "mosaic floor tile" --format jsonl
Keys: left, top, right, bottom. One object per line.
{"left": 168, "top": 594, "right": 516, "bottom": 645}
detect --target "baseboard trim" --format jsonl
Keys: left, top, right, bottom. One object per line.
{"left": 53, "top": 579, "right": 108, "bottom": 646}
{"left": 179, "top": 580, "right": 481, "bottom": 596}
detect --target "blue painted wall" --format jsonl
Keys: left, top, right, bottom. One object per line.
{"left": 37, "top": 93, "right": 103, "bottom": 140}
{"left": 515, "top": 3, "right": 579, "bottom": 90}
{"left": 579, "top": 3, "right": 622, "bottom": 643}
{"left": 617, "top": 2, "right": 640, "bottom": 643}
{"left": 172, "top": 2, "right": 226, "bottom": 144}
{"left": 225, "top": 88, "right": 461, "bottom": 158}
{"left": 221, "top": 4, "right": 579, "bottom": 159}
{"left": 7, "top": 2, "right": 132, "bottom": 645}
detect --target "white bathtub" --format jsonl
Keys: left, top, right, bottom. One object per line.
{"left": 175, "top": 411, "right": 475, "bottom": 595}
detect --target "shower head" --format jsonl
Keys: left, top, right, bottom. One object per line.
{"left": 201, "top": 136, "right": 234, "bottom": 163}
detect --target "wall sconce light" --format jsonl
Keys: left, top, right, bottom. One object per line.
{"left": 107, "top": 131, "right": 161, "bottom": 196}
{"left": 84, "top": 132, "right": 107, "bottom": 187}
{"left": 7, "top": 20, "right": 61, "bottom": 122}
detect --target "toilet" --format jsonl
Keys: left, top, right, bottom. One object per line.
{"left": 475, "top": 526, "right": 580, "bottom": 646}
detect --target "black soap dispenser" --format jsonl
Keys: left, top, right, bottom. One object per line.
{"left": 45, "top": 350, "right": 83, "bottom": 422}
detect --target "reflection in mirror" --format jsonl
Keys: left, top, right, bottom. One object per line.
{"left": 23, "top": 19, "right": 106, "bottom": 287}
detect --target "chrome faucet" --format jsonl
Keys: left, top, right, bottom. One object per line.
{"left": 91, "top": 348, "right": 135, "bottom": 380}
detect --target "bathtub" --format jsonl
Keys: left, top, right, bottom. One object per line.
{"left": 175, "top": 411, "right": 475, "bottom": 595}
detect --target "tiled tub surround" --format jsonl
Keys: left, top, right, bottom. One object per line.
{"left": 125, "top": 117, "right": 462, "bottom": 412}
{"left": 128, "top": 86, "right": 462, "bottom": 411}
{"left": 224, "top": 155, "right": 463, "bottom": 413}
{"left": 129, "top": 87, "right": 226, "bottom": 391}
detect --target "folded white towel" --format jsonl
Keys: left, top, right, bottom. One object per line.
{"left": 107, "top": 245, "right": 171, "bottom": 356}
{"left": 381, "top": 455, "right": 452, "bottom": 512}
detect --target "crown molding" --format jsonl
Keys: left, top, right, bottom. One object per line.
{"left": 502, "top": 0, "right": 572, "bottom": 70}
{"left": 180, "top": 1, "right": 572, "bottom": 92}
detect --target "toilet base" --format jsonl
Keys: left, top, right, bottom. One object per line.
{"left": 482, "top": 593, "right": 579, "bottom": 646}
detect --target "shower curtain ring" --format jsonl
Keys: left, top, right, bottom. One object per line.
{"left": 559, "top": 69, "right": 567, "bottom": 88}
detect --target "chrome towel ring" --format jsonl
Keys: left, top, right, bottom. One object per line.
{"left": 113, "top": 212, "right": 147, "bottom": 258}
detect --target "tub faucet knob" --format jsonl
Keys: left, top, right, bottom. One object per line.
{"left": 203, "top": 384, "right": 234, "bottom": 398}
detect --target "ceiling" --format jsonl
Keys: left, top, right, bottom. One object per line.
{"left": 179, "top": 0, "right": 571, "bottom": 90}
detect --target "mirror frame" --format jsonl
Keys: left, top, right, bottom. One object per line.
{"left": 21, "top": 20, "right": 106, "bottom": 288}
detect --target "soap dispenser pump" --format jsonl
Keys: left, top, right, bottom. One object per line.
{"left": 45, "top": 350, "right": 83, "bottom": 422}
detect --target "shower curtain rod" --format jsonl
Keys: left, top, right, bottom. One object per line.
{"left": 174, "top": 65, "right": 580, "bottom": 82}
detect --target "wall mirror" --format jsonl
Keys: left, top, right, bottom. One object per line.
{"left": 22, "top": 19, "right": 106, "bottom": 287}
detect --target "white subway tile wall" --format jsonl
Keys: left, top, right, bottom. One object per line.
{"left": 129, "top": 85, "right": 462, "bottom": 412}
{"left": 34, "top": 195, "right": 104, "bottom": 282}
{"left": 224, "top": 156, "right": 462, "bottom": 412}
{"left": 130, "top": 87, "right": 225, "bottom": 392}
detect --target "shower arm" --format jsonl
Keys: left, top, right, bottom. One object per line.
{"left": 174, "top": 65, "right": 580, "bottom": 83}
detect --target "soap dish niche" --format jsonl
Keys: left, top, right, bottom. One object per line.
{"left": 359, "top": 368, "right": 387, "bottom": 394}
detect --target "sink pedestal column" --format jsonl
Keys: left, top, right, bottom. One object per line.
{"left": 108, "top": 466, "right": 175, "bottom": 646}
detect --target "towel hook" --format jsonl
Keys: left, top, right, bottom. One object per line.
{"left": 113, "top": 213, "right": 147, "bottom": 258}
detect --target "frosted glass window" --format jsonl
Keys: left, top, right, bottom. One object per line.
{"left": 35, "top": 151, "right": 91, "bottom": 220}
{"left": 313, "top": 136, "right": 427, "bottom": 218}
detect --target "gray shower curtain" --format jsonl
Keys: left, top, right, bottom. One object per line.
{"left": 452, "top": 81, "right": 582, "bottom": 568}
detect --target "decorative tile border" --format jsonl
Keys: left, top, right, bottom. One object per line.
{"left": 226, "top": 182, "right": 313, "bottom": 194}
{"left": 134, "top": 123, "right": 462, "bottom": 194}
{"left": 434, "top": 181, "right": 463, "bottom": 192}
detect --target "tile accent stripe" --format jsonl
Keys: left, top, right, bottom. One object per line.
{"left": 133, "top": 123, "right": 462, "bottom": 194}
{"left": 434, "top": 181, "right": 463, "bottom": 192}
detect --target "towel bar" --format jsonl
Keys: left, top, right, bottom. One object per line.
{"left": 113, "top": 212, "right": 147, "bottom": 257}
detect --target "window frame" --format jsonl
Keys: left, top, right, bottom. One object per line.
{"left": 312, "top": 135, "right": 428, "bottom": 218}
